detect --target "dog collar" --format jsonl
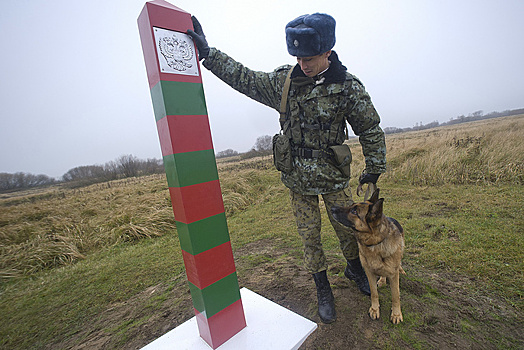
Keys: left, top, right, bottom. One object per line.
{"left": 364, "top": 239, "right": 385, "bottom": 247}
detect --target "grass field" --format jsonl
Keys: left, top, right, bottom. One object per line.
{"left": 1, "top": 115, "right": 522, "bottom": 349}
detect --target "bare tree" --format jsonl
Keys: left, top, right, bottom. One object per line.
{"left": 116, "top": 154, "right": 139, "bottom": 178}
{"left": 140, "top": 158, "right": 164, "bottom": 174}
{"left": 254, "top": 135, "right": 273, "bottom": 152}
{"left": 103, "top": 161, "right": 120, "bottom": 181}
{"left": 216, "top": 149, "right": 239, "bottom": 158}
{"left": 62, "top": 166, "right": 104, "bottom": 182}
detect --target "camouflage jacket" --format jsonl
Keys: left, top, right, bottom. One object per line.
{"left": 203, "top": 48, "right": 386, "bottom": 195}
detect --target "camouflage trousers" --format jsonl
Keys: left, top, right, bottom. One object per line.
{"left": 290, "top": 187, "right": 359, "bottom": 274}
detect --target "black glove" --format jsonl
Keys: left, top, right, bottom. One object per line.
{"left": 187, "top": 16, "right": 210, "bottom": 60}
{"left": 359, "top": 172, "right": 380, "bottom": 185}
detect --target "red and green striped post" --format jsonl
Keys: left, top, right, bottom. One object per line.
{"left": 138, "top": 1, "right": 246, "bottom": 348}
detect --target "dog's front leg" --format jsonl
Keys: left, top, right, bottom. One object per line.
{"left": 390, "top": 269, "right": 403, "bottom": 324}
{"left": 364, "top": 268, "right": 380, "bottom": 320}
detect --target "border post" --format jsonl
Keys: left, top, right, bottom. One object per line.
{"left": 137, "top": 1, "right": 246, "bottom": 348}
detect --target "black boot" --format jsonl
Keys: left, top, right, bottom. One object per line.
{"left": 345, "top": 258, "right": 371, "bottom": 296}
{"left": 312, "top": 270, "right": 336, "bottom": 324}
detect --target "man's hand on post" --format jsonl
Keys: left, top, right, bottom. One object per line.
{"left": 187, "top": 16, "right": 210, "bottom": 60}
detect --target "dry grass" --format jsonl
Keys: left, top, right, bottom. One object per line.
{"left": 348, "top": 114, "right": 523, "bottom": 185}
{"left": 0, "top": 159, "right": 282, "bottom": 280}
{"left": 218, "top": 157, "right": 284, "bottom": 216}
{"left": 0, "top": 175, "right": 175, "bottom": 279}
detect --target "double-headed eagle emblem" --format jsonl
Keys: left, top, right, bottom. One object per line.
{"left": 158, "top": 35, "right": 194, "bottom": 72}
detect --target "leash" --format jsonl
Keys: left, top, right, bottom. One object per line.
{"left": 356, "top": 182, "right": 377, "bottom": 201}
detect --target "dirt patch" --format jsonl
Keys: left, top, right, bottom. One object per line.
{"left": 50, "top": 239, "right": 522, "bottom": 349}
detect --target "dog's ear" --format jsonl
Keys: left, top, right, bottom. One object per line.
{"left": 366, "top": 198, "right": 384, "bottom": 224}
{"left": 369, "top": 188, "right": 380, "bottom": 203}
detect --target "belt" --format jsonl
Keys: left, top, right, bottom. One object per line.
{"left": 292, "top": 147, "right": 332, "bottom": 159}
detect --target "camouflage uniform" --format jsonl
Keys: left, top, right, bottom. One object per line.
{"left": 290, "top": 187, "right": 359, "bottom": 272}
{"left": 203, "top": 48, "right": 386, "bottom": 273}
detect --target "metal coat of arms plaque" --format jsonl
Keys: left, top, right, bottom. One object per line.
{"left": 153, "top": 27, "right": 199, "bottom": 76}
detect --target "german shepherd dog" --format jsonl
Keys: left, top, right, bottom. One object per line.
{"left": 332, "top": 188, "right": 406, "bottom": 324}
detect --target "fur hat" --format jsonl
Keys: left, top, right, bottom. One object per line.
{"left": 285, "top": 13, "right": 336, "bottom": 57}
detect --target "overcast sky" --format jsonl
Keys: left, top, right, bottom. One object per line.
{"left": 1, "top": 0, "right": 523, "bottom": 178}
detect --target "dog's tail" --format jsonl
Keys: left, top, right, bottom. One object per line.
{"left": 400, "top": 265, "right": 406, "bottom": 275}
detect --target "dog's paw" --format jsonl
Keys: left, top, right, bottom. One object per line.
{"left": 377, "top": 276, "right": 387, "bottom": 287}
{"left": 368, "top": 306, "right": 380, "bottom": 320}
{"left": 390, "top": 311, "right": 403, "bottom": 324}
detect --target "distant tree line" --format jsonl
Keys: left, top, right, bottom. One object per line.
{"left": 0, "top": 172, "right": 57, "bottom": 192}
{"left": 216, "top": 149, "right": 239, "bottom": 158}
{"left": 217, "top": 109, "right": 524, "bottom": 160}
{"left": 0, "top": 155, "right": 164, "bottom": 192}
{"left": 216, "top": 135, "right": 273, "bottom": 160}
{"left": 218, "top": 109, "right": 524, "bottom": 160}
{"left": 383, "top": 108, "right": 524, "bottom": 135}
{"left": 60, "top": 155, "right": 164, "bottom": 187}
{"left": 240, "top": 135, "right": 273, "bottom": 159}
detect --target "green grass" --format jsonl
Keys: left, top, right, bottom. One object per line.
{"left": 0, "top": 233, "right": 184, "bottom": 349}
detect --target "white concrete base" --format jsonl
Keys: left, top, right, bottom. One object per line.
{"left": 142, "top": 288, "right": 317, "bottom": 350}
